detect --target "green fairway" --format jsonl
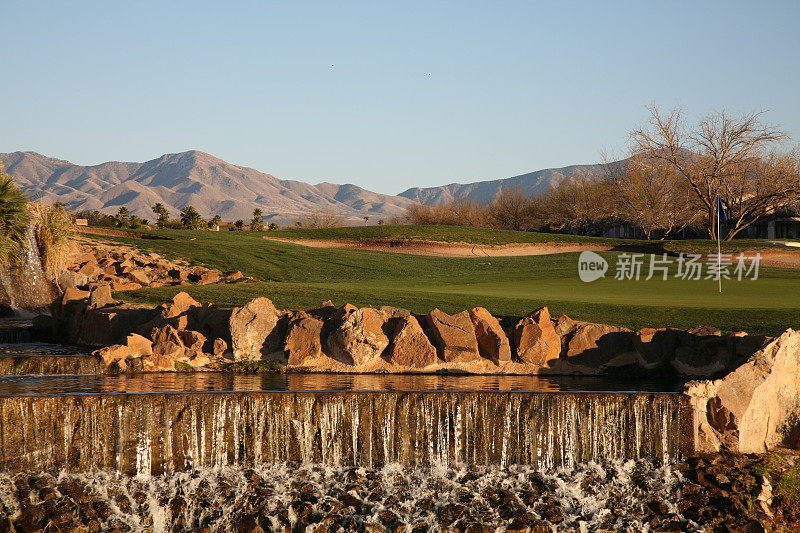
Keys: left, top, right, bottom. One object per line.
{"left": 99, "top": 227, "right": 800, "bottom": 336}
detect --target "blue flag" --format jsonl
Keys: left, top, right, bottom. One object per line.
{"left": 716, "top": 195, "right": 728, "bottom": 223}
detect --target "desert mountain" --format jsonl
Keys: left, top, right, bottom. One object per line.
{"left": 0, "top": 150, "right": 417, "bottom": 224}
{"left": 398, "top": 163, "right": 604, "bottom": 205}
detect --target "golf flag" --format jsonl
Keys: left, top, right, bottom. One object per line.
{"left": 716, "top": 195, "right": 728, "bottom": 223}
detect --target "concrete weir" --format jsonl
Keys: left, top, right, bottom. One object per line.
{"left": 0, "top": 391, "right": 694, "bottom": 475}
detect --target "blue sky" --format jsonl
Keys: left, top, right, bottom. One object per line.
{"left": 2, "top": 1, "right": 799, "bottom": 194}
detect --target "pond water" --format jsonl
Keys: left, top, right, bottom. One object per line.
{"left": 0, "top": 371, "right": 687, "bottom": 396}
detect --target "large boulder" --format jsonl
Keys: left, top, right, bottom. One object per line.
{"left": 88, "top": 285, "right": 116, "bottom": 309}
{"left": 383, "top": 316, "right": 438, "bottom": 369}
{"left": 685, "top": 329, "right": 800, "bottom": 453}
{"left": 424, "top": 309, "right": 481, "bottom": 363}
{"left": 327, "top": 307, "right": 389, "bottom": 366}
{"left": 672, "top": 334, "right": 734, "bottom": 377}
{"left": 469, "top": 307, "right": 511, "bottom": 365}
{"left": 77, "top": 304, "right": 159, "bottom": 346}
{"left": 151, "top": 325, "right": 185, "bottom": 362}
{"left": 513, "top": 307, "right": 560, "bottom": 367}
{"left": 229, "top": 297, "right": 281, "bottom": 361}
{"left": 632, "top": 328, "right": 682, "bottom": 370}
{"left": 559, "top": 322, "right": 636, "bottom": 374}
{"left": 125, "top": 333, "right": 153, "bottom": 356}
{"left": 285, "top": 311, "right": 324, "bottom": 366}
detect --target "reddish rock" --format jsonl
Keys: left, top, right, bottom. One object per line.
{"left": 94, "top": 344, "right": 131, "bottom": 368}
{"left": 165, "top": 292, "right": 201, "bottom": 318}
{"left": 151, "top": 325, "right": 185, "bottom": 362}
{"left": 688, "top": 325, "right": 722, "bottom": 336}
{"left": 198, "top": 271, "right": 221, "bottom": 285}
{"left": 384, "top": 316, "right": 438, "bottom": 368}
{"left": 212, "top": 338, "right": 228, "bottom": 357}
{"left": 58, "top": 270, "right": 88, "bottom": 290}
{"left": 62, "top": 287, "right": 90, "bottom": 306}
{"left": 555, "top": 314, "right": 577, "bottom": 337}
{"left": 142, "top": 352, "right": 176, "bottom": 372}
{"left": 229, "top": 297, "right": 280, "bottom": 361}
{"left": 126, "top": 270, "right": 150, "bottom": 285}
{"left": 111, "top": 282, "right": 142, "bottom": 292}
{"left": 327, "top": 307, "right": 389, "bottom": 365}
{"left": 632, "top": 328, "right": 681, "bottom": 370}
{"left": 514, "top": 307, "right": 560, "bottom": 367}
{"left": 224, "top": 270, "right": 244, "bottom": 280}
{"left": 469, "top": 307, "right": 511, "bottom": 365}
{"left": 178, "top": 329, "right": 207, "bottom": 359}
{"left": 88, "top": 285, "right": 116, "bottom": 309}
{"left": 78, "top": 262, "right": 100, "bottom": 277}
{"left": 76, "top": 304, "right": 158, "bottom": 346}
{"left": 425, "top": 308, "right": 481, "bottom": 363}
{"left": 562, "top": 322, "right": 637, "bottom": 373}
{"left": 168, "top": 268, "right": 189, "bottom": 281}
{"left": 125, "top": 333, "right": 153, "bottom": 356}
{"left": 285, "top": 312, "right": 324, "bottom": 366}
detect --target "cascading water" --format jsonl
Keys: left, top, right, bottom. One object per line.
{"left": 0, "top": 226, "right": 57, "bottom": 312}
{"left": 0, "top": 391, "right": 692, "bottom": 476}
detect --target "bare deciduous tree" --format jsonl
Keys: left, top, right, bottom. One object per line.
{"left": 630, "top": 105, "right": 796, "bottom": 240}
{"left": 604, "top": 155, "right": 700, "bottom": 239}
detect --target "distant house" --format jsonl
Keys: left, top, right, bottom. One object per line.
{"left": 74, "top": 218, "right": 88, "bottom": 226}
{"left": 745, "top": 210, "right": 800, "bottom": 239}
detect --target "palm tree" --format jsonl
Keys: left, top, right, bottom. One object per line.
{"left": 0, "top": 165, "right": 30, "bottom": 266}
{"left": 251, "top": 209, "right": 264, "bottom": 231}
{"left": 208, "top": 215, "right": 222, "bottom": 229}
{"left": 234, "top": 219, "right": 245, "bottom": 230}
{"left": 114, "top": 207, "right": 130, "bottom": 228}
{"left": 152, "top": 203, "right": 170, "bottom": 227}
{"left": 180, "top": 205, "right": 205, "bottom": 229}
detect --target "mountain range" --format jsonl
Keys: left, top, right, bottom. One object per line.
{"left": 0, "top": 150, "right": 602, "bottom": 223}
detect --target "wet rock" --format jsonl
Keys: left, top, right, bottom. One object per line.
{"left": 425, "top": 308, "right": 480, "bottom": 363}
{"left": 229, "top": 297, "right": 281, "bottom": 361}
{"left": 94, "top": 344, "right": 131, "bottom": 368}
{"left": 469, "top": 307, "right": 511, "bottom": 365}
{"left": 514, "top": 307, "right": 560, "bottom": 367}
{"left": 327, "top": 307, "right": 389, "bottom": 365}
{"left": 384, "top": 315, "right": 438, "bottom": 368}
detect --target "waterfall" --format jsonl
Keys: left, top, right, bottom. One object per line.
{"left": 0, "top": 391, "right": 692, "bottom": 476}
{"left": 0, "top": 226, "right": 57, "bottom": 312}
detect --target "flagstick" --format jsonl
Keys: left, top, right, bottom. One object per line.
{"left": 717, "top": 200, "right": 722, "bottom": 293}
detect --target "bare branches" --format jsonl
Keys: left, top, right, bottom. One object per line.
{"left": 630, "top": 105, "right": 794, "bottom": 240}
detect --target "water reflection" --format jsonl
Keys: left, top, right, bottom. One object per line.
{"left": 0, "top": 372, "right": 686, "bottom": 397}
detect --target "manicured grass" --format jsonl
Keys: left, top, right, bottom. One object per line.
{"left": 100, "top": 227, "right": 800, "bottom": 336}
{"left": 265, "top": 225, "right": 631, "bottom": 245}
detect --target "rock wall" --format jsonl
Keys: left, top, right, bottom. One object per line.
{"left": 36, "top": 289, "right": 775, "bottom": 378}
{"left": 685, "top": 329, "right": 800, "bottom": 453}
